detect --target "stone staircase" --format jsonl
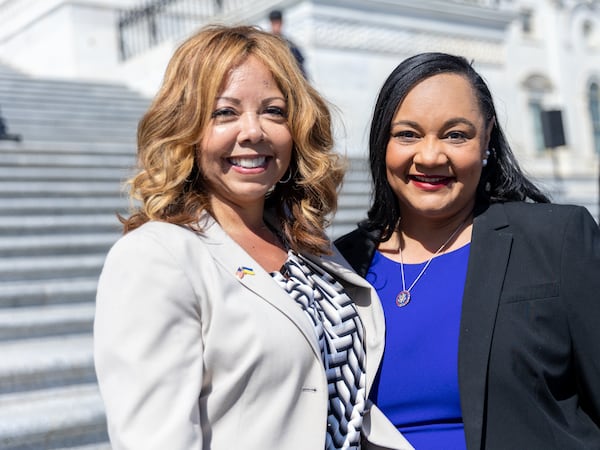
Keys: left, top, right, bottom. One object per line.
{"left": 0, "top": 63, "right": 147, "bottom": 449}
{"left": 329, "top": 157, "right": 371, "bottom": 239}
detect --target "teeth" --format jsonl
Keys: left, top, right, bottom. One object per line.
{"left": 414, "top": 175, "right": 445, "bottom": 182}
{"left": 229, "top": 156, "right": 267, "bottom": 168}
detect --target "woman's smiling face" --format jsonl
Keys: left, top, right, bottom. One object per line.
{"left": 199, "top": 55, "right": 293, "bottom": 211}
{"left": 385, "top": 73, "right": 491, "bottom": 223}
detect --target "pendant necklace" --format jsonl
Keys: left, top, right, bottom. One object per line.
{"left": 396, "top": 219, "right": 467, "bottom": 307}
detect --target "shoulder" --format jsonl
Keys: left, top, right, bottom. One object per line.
{"left": 105, "top": 221, "right": 216, "bottom": 271}
{"left": 110, "top": 221, "right": 199, "bottom": 252}
{"left": 482, "top": 202, "right": 596, "bottom": 230}
{"left": 480, "top": 202, "right": 599, "bottom": 250}
{"left": 334, "top": 225, "right": 378, "bottom": 255}
{"left": 501, "top": 201, "right": 589, "bottom": 218}
{"left": 335, "top": 226, "right": 369, "bottom": 246}
{"left": 334, "top": 225, "right": 381, "bottom": 277}
{"left": 96, "top": 222, "right": 207, "bottom": 318}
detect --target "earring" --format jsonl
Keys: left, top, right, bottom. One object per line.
{"left": 482, "top": 149, "right": 491, "bottom": 167}
{"left": 278, "top": 170, "right": 292, "bottom": 184}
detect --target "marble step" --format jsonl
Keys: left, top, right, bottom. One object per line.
{"left": 0, "top": 233, "right": 118, "bottom": 257}
{"left": 342, "top": 170, "right": 371, "bottom": 183}
{"left": 0, "top": 140, "right": 136, "bottom": 155}
{"left": 0, "top": 254, "right": 106, "bottom": 282}
{"left": 0, "top": 277, "right": 98, "bottom": 308}
{"left": 0, "top": 151, "right": 134, "bottom": 168}
{"left": 1, "top": 100, "right": 146, "bottom": 117}
{"left": 0, "top": 334, "right": 95, "bottom": 394}
{"left": 6, "top": 121, "right": 138, "bottom": 138}
{"left": 0, "top": 70, "right": 145, "bottom": 91}
{"left": 0, "top": 181, "right": 124, "bottom": 197}
{"left": 1, "top": 91, "right": 146, "bottom": 106}
{"left": 339, "top": 182, "right": 372, "bottom": 196}
{"left": 0, "top": 89, "right": 145, "bottom": 108}
{"left": 0, "top": 166, "right": 130, "bottom": 181}
{"left": 328, "top": 223, "right": 358, "bottom": 241}
{"left": 0, "top": 215, "right": 122, "bottom": 234}
{"left": 0, "top": 197, "right": 128, "bottom": 215}
{"left": 1, "top": 111, "right": 143, "bottom": 130}
{"left": 0, "top": 303, "right": 95, "bottom": 341}
{"left": 0, "top": 383, "right": 108, "bottom": 450}
{"left": 331, "top": 207, "right": 368, "bottom": 224}
{"left": 2, "top": 123, "right": 136, "bottom": 143}
{"left": 338, "top": 192, "right": 370, "bottom": 208}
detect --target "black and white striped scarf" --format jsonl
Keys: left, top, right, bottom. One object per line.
{"left": 272, "top": 251, "right": 366, "bottom": 450}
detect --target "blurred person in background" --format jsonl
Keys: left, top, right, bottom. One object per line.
{"left": 269, "top": 9, "right": 307, "bottom": 78}
{"left": 0, "top": 106, "right": 21, "bottom": 141}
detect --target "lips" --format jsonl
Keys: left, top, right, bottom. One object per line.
{"left": 409, "top": 174, "right": 453, "bottom": 187}
{"left": 227, "top": 156, "right": 269, "bottom": 169}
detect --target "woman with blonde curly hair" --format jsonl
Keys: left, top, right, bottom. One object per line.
{"left": 94, "top": 25, "right": 412, "bottom": 450}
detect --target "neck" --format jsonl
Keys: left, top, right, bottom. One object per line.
{"left": 405, "top": 211, "right": 470, "bottom": 241}
{"left": 381, "top": 212, "right": 473, "bottom": 264}
{"left": 210, "top": 197, "right": 288, "bottom": 271}
{"left": 209, "top": 196, "right": 266, "bottom": 234}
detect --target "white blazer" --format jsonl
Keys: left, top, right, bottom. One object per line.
{"left": 94, "top": 215, "right": 413, "bottom": 450}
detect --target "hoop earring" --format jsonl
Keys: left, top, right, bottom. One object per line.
{"left": 278, "top": 169, "right": 292, "bottom": 184}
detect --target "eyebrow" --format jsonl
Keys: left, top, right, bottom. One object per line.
{"left": 215, "top": 96, "right": 286, "bottom": 104}
{"left": 444, "top": 118, "right": 477, "bottom": 130}
{"left": 391, "top": 117, "right": 477, "bottom": 131}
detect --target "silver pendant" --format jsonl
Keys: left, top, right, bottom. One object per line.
{"left": 396, "top": 290, "right": 411, "bottom": 307}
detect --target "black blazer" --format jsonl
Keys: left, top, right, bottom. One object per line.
{"left": 335, "top": 202, "right": 600, "bottom": 450}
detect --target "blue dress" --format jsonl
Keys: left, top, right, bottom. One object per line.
{"left": 367, "top": 244, "right": 470, "bottom": 450}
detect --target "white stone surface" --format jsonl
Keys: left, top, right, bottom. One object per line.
{"left": 0, "top": 0, "right": 598, "bottom": 175}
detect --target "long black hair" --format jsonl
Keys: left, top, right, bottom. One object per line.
{"left": 365, "top": 52, "right": 549, "bottom": 240}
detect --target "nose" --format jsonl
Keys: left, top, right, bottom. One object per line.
{"left": 238, "top": 112, "right": 264, "bottom": 144}
{"left": 413, "top": 137, "right": 447, "bottom": 167}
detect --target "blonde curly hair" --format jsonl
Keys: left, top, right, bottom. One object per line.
{"left": 122, "top": 25, "right": 345, "bottom": 256}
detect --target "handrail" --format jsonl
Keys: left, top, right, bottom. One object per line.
{"left": 117, "top": 0, "right": 225, "bottom": 61}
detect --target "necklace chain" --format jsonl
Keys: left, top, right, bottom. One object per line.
{"left": 396, "top": 219, "right": 467, "bottom": 307}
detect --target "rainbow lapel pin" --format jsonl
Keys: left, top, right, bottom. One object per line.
{"left": 236, "top": 266, "right": 255, "bottom": 279}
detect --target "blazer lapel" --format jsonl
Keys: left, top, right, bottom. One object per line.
{"left": 196, "top": 215, "right": 322, "bottom": 360}
{"left": 304, "top": 251, "right": 386, "bottom": 391}
{"left": 459, "top": 204, "right": 512, "bottom": 450}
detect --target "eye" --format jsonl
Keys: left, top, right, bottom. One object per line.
{"left": 391, "top": 130, "right": 419, "bottom": 141}
{"left": 445, "top": 130, "right": 467, "bottom": 141}
{"left": 264, "top": 106, "right": 287, "bottom": 117}
{"left": 211, "top": 108, "right": 236, "bottom": 119}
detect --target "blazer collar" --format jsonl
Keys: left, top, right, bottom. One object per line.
{"left": 194, "top": 214, "right": 321, "bottom": 359}
{"left": 195, "top": 213, "right": 385, "bottom": 386}
{"left": 459, "top": 203, "right": 512, "bottom": 450}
